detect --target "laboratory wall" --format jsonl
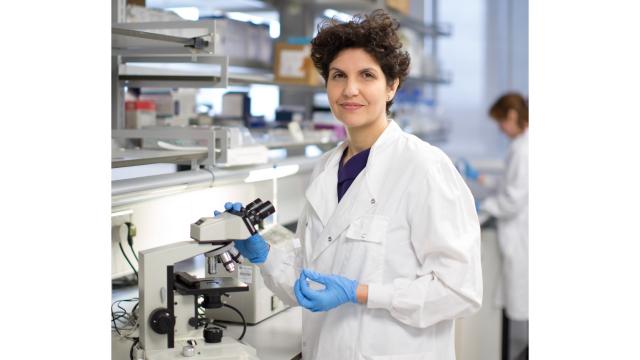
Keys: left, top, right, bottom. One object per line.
{"left": 439, "top": 0, "right": 529, "bottom": 160}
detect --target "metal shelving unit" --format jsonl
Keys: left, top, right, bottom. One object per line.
{"left": 112, "top": 1, "right": 452, "bottom": 120}
{"left": 112, "top": 19, "right": 231, "bottom": 129}
{"left": 111, "top": 0, "right": 453, "bottom": 166}
{"left": 119, "top": 65, "right": 451, "bottom": 93}
{"left": 267, "top": 0, "right": 452, "bottom": 125}
{"left": 305, "top": 0, "right": 452, "bottom": 37}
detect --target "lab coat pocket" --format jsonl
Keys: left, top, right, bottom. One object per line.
{"left": 343, "top": 215, "right": 389, "bottom": 284}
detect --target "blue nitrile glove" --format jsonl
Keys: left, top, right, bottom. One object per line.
{"left": 235, "top": 233, "right": 269, "bottom": 264}
{"left": 475, "top": 199, "right": 481, "bottom": 213}
{"left": 455, "top": 158, "right": 480, "bottom": 181}
{"left": 213, "top": 202, "right": 270, "bottom": 264}
{"left": 294, "top": 269, "right": 358, "bottom": 312}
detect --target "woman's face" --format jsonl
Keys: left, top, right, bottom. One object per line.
{"left": 497, "top": 109, "right": 524, "bottom": 139}
{"left": 326, "top": 48, "right": 398, "bottom": 130}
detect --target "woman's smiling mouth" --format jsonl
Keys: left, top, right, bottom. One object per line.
{"left": 339, "top": 102, "right": 365, "bottom": 111}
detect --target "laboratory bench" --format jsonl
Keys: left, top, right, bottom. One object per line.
{"left": 111, "top": 285, "right": 302, "bottom": 360}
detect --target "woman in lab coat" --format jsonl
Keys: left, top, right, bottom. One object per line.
{"left": 225, "top": 10, "right": 483, "bottom": 360}
{"left": 459, "top": 93, "right": 528, "bottom": 359}
{"left": 483, "top": 93, "right": 529, "bottom": 323}
{"left": 485, "top": 93, "right": 529, "bottom": 360}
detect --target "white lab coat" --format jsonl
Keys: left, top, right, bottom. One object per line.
{"left": 481, "top": 129, "right": 528, "bottom": 321}
{"left": 259, "top": 120, "right": 483, "bottom": 360}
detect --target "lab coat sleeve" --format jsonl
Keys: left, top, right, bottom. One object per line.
{"left": 367, "top": 152, "right": 483, "bottom": 328}
{"left": 258, "top": 207, "right": 306, "bottom": 307}
{"left": 481, "top": 145, "right": 528, "bottom": 219}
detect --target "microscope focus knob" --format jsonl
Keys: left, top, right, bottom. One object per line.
{"left": 149, "top": 308, "right": 174, "bottom": 334}
{"left": 203, "top": 327, "right": 223, "bottom": 343}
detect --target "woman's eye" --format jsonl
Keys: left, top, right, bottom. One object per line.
{"left": 332, "top": 73, "right": 345, "bottom": 79}
{"left": 363, "top": 72, "right": 375, "bottom": 79}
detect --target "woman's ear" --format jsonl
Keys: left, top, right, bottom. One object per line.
{"left": 387, "top": 78, "right": 400, "bottom": 100}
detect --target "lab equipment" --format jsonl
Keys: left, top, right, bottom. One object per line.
{"left": 294, "top": 269, "right": 358, "bottom": 312}
{"left": 213, "top": 201, "right": 271, "bottom": 264}
{"left": 221, "top": 92, "right": 250, "bottom": 123}
{"left": 136, "top": 198, "right": 275, "bottom": 359}
{"left": 207, "top": 223, "right": 295, "bottom": 325}
{"left": 275, "top": 105, "right": 305, "bottom": 124}
{"left": 125, "top": 100, "right": 157, "bottom": 129}
{"left": 208, "top": 127, "right": 269, "bottom": 167}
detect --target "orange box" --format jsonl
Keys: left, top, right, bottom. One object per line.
{"left": 386, "top": 0, "right": 411, "bottom": 15}
{"left": 273, "top": 43, "right": 322, "bottom": 86}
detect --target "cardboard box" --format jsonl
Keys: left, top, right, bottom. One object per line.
{"left": 127, "top": 0, "right": 145, "bottom": 6}
{"left": 273, "top": 43, "right": 322, "bottom": 86}
{"left": 386, "top": 0, "right": 411, "bottom": 15}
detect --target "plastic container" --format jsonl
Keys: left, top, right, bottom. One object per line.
{"left": 125, "top": 100, "right": 156, "bottom": 129}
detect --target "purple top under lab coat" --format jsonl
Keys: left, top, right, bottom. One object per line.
{"left": 337, "top": 147, "right": 371, "bottom": 202}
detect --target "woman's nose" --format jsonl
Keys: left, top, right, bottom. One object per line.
{"left": 343, "top": 79, "right": 359, "bottom": 97}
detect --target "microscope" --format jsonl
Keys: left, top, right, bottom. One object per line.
{"left": 137, "top": 198, "right": 275, "bottom": 359}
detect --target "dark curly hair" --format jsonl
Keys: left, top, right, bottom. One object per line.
{"left": 310, "top": 9, "right": 411, "bottom": 115}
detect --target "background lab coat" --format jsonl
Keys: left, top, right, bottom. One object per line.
{"left": 482, "top": 129, "right": 529, "bottom": 321}
{"left": 260, "top": 121, "right": 483, "bottom": 359}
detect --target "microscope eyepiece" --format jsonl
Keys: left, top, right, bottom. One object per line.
{"left": 244, "top": 199, "right": 275, "bottom": 225}
{"left": 244, "top": 198, "right": 262, "bottom": 211}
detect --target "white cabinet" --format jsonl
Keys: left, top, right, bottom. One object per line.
{"left": 455, "top": 226, "right": 503, "bottom": 360}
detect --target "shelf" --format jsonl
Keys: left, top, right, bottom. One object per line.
{"left": 118, "top": 71, "right": 325, "bottom": 91}
{"left": 112, "top": 127, "right": 340, "bottom": 169}
{"left": 112, "top": 27, "right": 209, "bottom": 51}
{"left": 405, "top": 73, "right": 453, "bottom": 86}
{"left": 227, "top": 73, "right": 326, "bottom": 92}
{"left": 118, "top": 64, "right": 325, "bottom": 90}
{"left": 310, "top": 1, "right": 452, "bottom": 37}
{"left": 119, "top": 61, "right": 228, "bottom": 88}
{"left": 112, "top": 20, "right": 219, "bottom": 56}
{"left": 114, "top": 20, "right": 229, "bottom": 89}
{"left": 390, "top": 11, "right": 452, "bottom": 37}
{"left": 119, "top": 65, "right": 451, "bottom": 92}
{"left": 112, "top": 148, "right": 207, "bottom": 168}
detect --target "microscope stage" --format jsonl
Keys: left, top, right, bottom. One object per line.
{"left": 174, "top": 273, "right": 249, "bottom": 297}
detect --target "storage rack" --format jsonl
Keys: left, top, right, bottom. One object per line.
{"left": 265, "top": 0, "right": 452, "bottom": 123}
{"left": 111, "top": 0, "right": 452, "bottom": 171}
{"left": 112, "top": 0, "right": 451, "bottom": 127}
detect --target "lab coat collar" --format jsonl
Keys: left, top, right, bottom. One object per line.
{"left": 510, "top": 128, "right": 528, "bottom": 153}
{"left": 305, "top": 120, "right": 401, "bottom": 223}
{"left": 305, "top": 120, "right": 402, "bottom": 261}
{"left": 304, "top": 141, "right": 347, "bottom": 226}
{"left": 363, "top": 119, "right": 402, "bottom": 199}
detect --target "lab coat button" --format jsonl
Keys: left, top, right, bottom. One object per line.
{"left": 361, "top": 234, "right": 366, "bottom": 239}
{"left": 328, "top": 236, "right": 332, "bottom": 242}
{"left": 370, "top": 198, "right": 376, "bottom": 205}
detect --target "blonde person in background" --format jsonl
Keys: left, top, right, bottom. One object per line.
{"left": 217, "top": 10, "right": 483, "bottom": 360}
{"left": 458, "top": 93, "right": 529, "bottom": 360}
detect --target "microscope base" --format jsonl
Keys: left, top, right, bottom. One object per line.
{"left": 144, "top": 337, "right": 258, "bottom": 360}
